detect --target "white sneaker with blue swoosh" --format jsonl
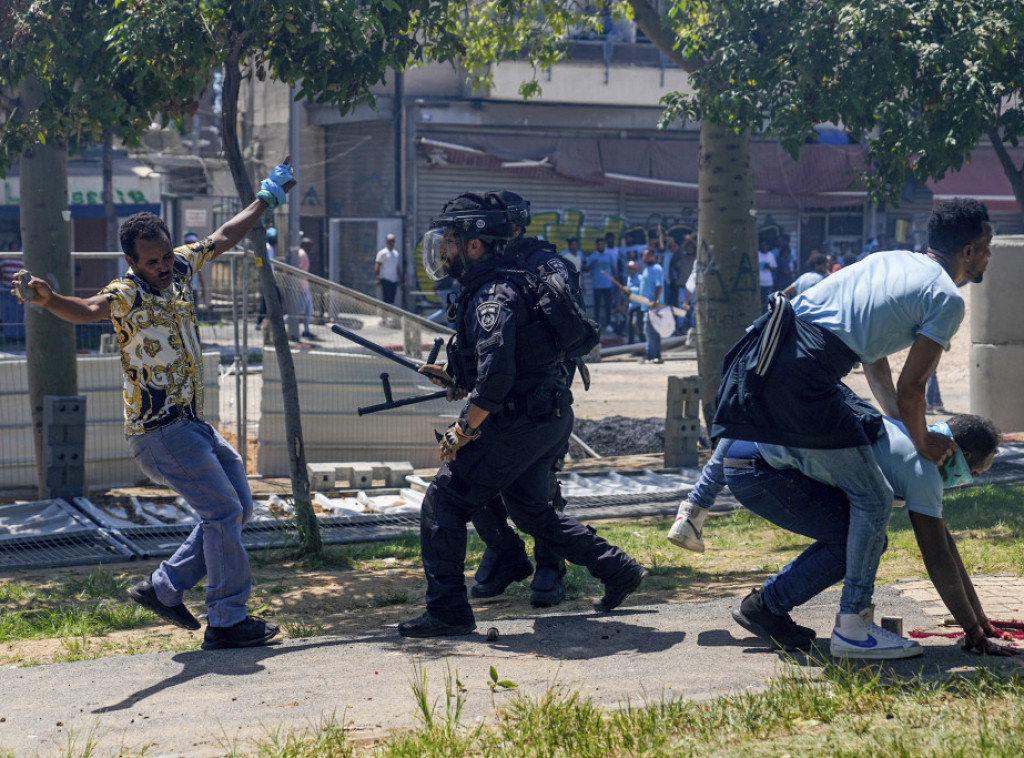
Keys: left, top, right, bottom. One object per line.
{"left": 830, "top": 612, "right": 923, "bottom": 659}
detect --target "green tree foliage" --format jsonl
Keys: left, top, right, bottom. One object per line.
{"left": 659, "top": 0, "right": 1024, "bottom": 208}
{"left": 0, "top": 1, "right": 158, "bottom": 174}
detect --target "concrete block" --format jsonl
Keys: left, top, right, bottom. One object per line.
{"left": 43, "top": 395, "right": 86, "bottom": 426}
{"left": 336, "top": 463, "right": 375, "bottom": 489}
{"left": 45, "top": 443, "right": 84, "bottom": 468}
{"left": 971, "top": 235, "right": 1024, "bottom": 346}
{"left": 44, "top": 422, "right": 85, "bottom": 446}
{"left": 384, "top": 462, "right": 414, "bottom": 487}
{"left": 307, "top": 462, "right": 336, "bottom": 491}
{"left": 45, "top": 464, "right": 84, "bottom": 490}
{"left": 970, "top": 343, "right": 1024, "bottom": 432}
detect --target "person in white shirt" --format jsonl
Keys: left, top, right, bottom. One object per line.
{"left": 375, "top": 233, "right": 402, "bottom": 306}
{"left": 560, "top": 237, "right": 583, "bottom": 273}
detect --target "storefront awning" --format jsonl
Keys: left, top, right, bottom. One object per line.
{"left": 419, "top": 136, "right": 870, "bottom": 208}
{"left": 926, "top": 147, "right": 1023, "bottom": 213}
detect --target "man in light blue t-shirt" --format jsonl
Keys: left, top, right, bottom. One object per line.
{"left": 712, "top": 198, "right": 994, "bottom": 658}
{"left": 586, "top": 237, "right": 616, "bottom": 331}
{"left": 782, "top": 253, "right": 830, "bottom": 298}
{"left": 719, "top": 414, "right": 1018, "bottom": 660}
{"left": 638, "top": 247, "right": 664, "bottom": 363}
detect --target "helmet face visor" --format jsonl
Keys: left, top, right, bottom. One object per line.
{"left": 421, "top": 228, "right": 450, "bottom": 281}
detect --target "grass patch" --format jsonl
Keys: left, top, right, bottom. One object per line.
{"left": 235, "top": 660, "right": 1024, "bottom": 757}
{"left": 280, "top": 618, "right": 328, "bottom": 639}
{"left": 3, "top": 484, "right": 1022, "bottom": 661}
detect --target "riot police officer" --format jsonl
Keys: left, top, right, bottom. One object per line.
{"left": 398, "top": 191, "right": 646, "bottom": 638}
{"left": 468, "top": 190, "right": 572, "bottom": 608}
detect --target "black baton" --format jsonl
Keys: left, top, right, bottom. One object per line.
{"left": 330, "top": 324, "right": 454, "bottom": 387}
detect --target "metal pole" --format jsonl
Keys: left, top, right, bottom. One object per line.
{"left": 241, "top": 251, "right": 249, "bottom": 468}
{"left": 287, "top": 85, "right": 302, "bottom": 341}
{"left": 231, "top": 256, "right": 243, "bottom": 469}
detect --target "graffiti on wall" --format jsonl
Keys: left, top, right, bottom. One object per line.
{"left": 525, "top": 209, "right": 699, "bottom": 250}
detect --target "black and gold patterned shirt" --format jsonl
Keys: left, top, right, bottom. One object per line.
{"left": 100, "top": 238, "right": 216, "bottom": 436}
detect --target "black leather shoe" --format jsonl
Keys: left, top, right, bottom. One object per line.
{"left": 128, "top": 578, "right": 200, "bottom": 630}
{"left": 470, "top": 554, "right": 534, "bottom": 598}
{"left": 593, "top": 563, "right": 647, "bottom": 612}
{"left": 202, "top": 616, "right": 279, "bottom": 650}
{"left": 398, "top": 612, "right": 476, "bottom": 638}
{"left": 731, "top": 589, "right": 815, "bottom": 651}
{"left": 529, "top": 567, "right": 566, "bottom": 608}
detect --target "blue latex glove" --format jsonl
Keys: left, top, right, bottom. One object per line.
{"left": 257, "top": 178, "right": 287, "bottom": 209}
{"left": 267, "top": 163, "right": 294, "bottom": 187}
{"left": 256, "top": 163, "right": 294, "bottom": 208}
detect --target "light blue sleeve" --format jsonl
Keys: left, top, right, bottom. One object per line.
{"left": 688, "top": 438, "right": 732, "bottom": 508}
{"left": 916, "top": 281, "right": 965, "bottom": 350}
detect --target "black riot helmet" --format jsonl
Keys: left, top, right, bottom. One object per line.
{"left": 489, "top": 189, "right": 531, "bottom": 231}
{"left": 421, "top": 192, "right": 514, "bottom": 281}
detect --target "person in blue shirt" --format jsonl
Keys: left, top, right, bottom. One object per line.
{"left": 625, "top": 260, "right": 644, "bottom": 344}
{"left": 585, "top": 237, "right": 616, "bottom": 332}
{"left": 673, "top": 411, "right": 1018, "bottom": 659}
{"left": 726, "top": 414, "right": 1017, "bottom": 659}
{"left": 713, "top": 198, "right": 994, "bottom": 658}
{"left": 638, "top": 247, "right": 664, "bottom": 363}
{"left": 782, "top": 253, "right": 830, "bottom": 299}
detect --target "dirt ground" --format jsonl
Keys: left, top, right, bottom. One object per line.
{"left": 0, "top": 289, "right": 981, "bottom": 666}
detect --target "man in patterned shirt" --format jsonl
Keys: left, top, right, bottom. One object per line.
{"left": 11, "top": 163, "right": 294, "bottom": 650}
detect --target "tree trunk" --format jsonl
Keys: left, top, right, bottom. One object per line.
{"left": 626, "top": 2, "right": 760, "bottom": 430}
{"left": 989, "top": 128, "right": 1024, "bottom": 222}
{"left": 19, "top": 76, "right": 78, "bottom": 496}
{"left": 695, "top": 123, "right": 760, "bottom": 429}
{"left": 220, "top": 48, "right": 321, "bottom": 556}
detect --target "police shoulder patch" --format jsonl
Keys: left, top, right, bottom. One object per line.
{"left": 543, "top": 257, "right": 571, "bottom": 282}
{"left": 476, "top": 301, "right": 502, "bottom": 331}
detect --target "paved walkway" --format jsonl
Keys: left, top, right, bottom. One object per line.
{"left": 2, "top": 584, "right": 1023, "bottom": 757}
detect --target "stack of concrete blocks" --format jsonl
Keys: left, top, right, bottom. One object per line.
{"left": 0, "top": 353, "right": 220, "bottom": 493}
{"left": 971, "top": 235, "right": 1024, "bottom": 432}
{"left": 306, "top": 461, "right": 415, "bottom": 491}
{"left": 664, "top": 375, "right": 701, "bottom": 468}
{"left": 42, "top": 395, "right": 86, "bottom": 500}
{"left": 258, "top": 347, "right": 457, "bottom": 477}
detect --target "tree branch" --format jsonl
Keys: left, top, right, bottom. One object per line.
{"left": 988, "top": 126, "right": 1024, "bottom": 212}
{"left": 626, "top": 0, "right": 693, "bottom": 73}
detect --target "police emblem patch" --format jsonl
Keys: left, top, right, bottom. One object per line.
{"left": 545, "top": 257, "right": 571, "bottom": 282}
{"left": 476, "top": 301, "right": 502, "bottom": 331}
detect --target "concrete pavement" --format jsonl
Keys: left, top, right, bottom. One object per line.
{"left": 2, "top": 584, "right": 1022, "bottom": 757}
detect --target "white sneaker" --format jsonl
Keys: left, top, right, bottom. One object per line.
{"left": 830, "top": 612, "right": 922, "bottom": 660}
{"left": 667, "top": 504, "right": 708, "bottom": 553}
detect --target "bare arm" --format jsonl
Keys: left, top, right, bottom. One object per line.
{"left": 910, "top": 511, "right": 980, "bottom": 633}
{"left": 863, "top": 357, "right": 899, "bottom": 418}
{"left": 12, "top": 273, "right": 110, "bottom": 323}
{"left": 208, "top": 197, "right": 274, "bottom": 259}
{"left": 782, "top": 284, "right": 797, "bottom": 299}
{"left": 208, "top": 168, "right": 297, "bottom": 258}
{"left": 897, "top": 334, "right": 955, "bottom": 464}
{"left": 910, "top": 511, "right": 1019, "bottom": 655}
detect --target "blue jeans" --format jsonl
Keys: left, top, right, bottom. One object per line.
{"left": 592, "top": 287, "right": 613, "bottom": 328}
{"left": 926, "top": 373, "right": 943, "bottom": 407}
{"left": 299, "top": 288, "right": 313, "bottom": 331}
{"left": 756, "top": 444, "right": 893, "bottom": 614}
{"left": 128, "top": 420, "right": 253, "bottom": 627}
{"left": 725, "top": 466, "right": 856, "bottom": 616}
{"left": 644, "top": 315, "right": 661, "bottom": 360}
